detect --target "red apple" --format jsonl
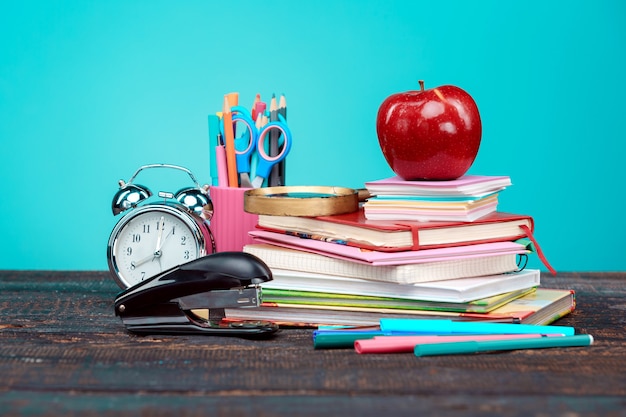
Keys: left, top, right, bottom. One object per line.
{"left": 376, "top": 80, "right": 482, "bottom": 180}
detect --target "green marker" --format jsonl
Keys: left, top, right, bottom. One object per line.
{"left": 414, "top": 334, "right": 594, "bottom": 357}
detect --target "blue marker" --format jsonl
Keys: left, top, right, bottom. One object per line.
{"left": 379, "top": 319, "right": 575, "bottom": 336}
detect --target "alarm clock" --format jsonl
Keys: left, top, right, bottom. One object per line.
{"left": 107, "top": 164, "right": 216, "bottom": 289}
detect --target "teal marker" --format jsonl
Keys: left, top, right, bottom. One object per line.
{"left": 313, "top": 330, "right": 385, "bottom": 349}
{"left": 379, "top": 319, "right": 575, "bottom": 336}
{"left": 414, "top": 334, "right": 594, "bottom": 357}
{"left": 208, "top": 114, "right": 220, "bottom": 186}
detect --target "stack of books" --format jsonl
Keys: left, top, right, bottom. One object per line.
{"left": 362, "top": 175, "right": 511, "bottom": 222}
{"left": 226, "top": 175, "right": 573, "bottom": 327}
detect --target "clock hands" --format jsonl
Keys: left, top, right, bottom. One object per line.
{"left": 130, "top": 253, "right": 157, "bottom": 270}
{"left": 155, "top": 224, "right": 175, "bottom": 254}
{"left": 131, "top": 217, "right": 174, "bottom": 270}
{"left": 153, "top": 216, "right": 166, "bottom": 260}
{"left": 151, "top": 216, "right": 166, "bottom": 270}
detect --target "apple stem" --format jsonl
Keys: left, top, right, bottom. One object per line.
{"left": 419, "top": 80, "right": 425, "bottom": 91}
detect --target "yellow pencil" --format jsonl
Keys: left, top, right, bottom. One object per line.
{"left": 222, "top": 95, "right": 238, "bottom": 187}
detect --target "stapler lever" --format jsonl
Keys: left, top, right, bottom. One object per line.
{"left": 114, "top": 252, "right": 279, "bottom": 338}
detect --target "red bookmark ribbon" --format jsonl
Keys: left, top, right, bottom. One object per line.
{"left": 520, "top": 224, "right": 557, "bottom": 276}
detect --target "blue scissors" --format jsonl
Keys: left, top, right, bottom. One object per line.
{"left": 223, "top": 106, "right": 292, "bottom": 188}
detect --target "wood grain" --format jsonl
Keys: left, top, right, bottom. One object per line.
{"left": 1, "top": 271, "right": 625, "bottom": 416}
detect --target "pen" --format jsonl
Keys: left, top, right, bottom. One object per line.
{"left": 413, "top": 334, "right": 594, "bottom": 357}
{"left": 276, "top": 93, "right": 287, "bottom": 186}
{"left": 222, "top": 95, "right": 238, "bottom": 188}
{"left": 355, "top": 333, "right": 565, "bottom": 354}
{"left": 379, "top": 319, "right": 575, "bottom": 336}
{"left": 249, "top": 111, "right": 264, "bottom": 187}
{"left": 268, "top": 94, "right": 279, "bottom": 186}
{"left": 259, "top": 113, "right": 269, "bottom": 187}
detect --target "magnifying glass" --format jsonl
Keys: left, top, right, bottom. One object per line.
{"left": 244, "top": 186, "right": 360, "bottom": 217}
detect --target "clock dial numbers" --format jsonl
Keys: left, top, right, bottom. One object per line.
{"left": 113, "top": 210, "right": 200, "bottom": 287}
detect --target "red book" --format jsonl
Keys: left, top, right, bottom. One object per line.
{"left": 256, "top": 209, "right": 534, "bottom": 252}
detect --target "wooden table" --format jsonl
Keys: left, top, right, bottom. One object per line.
{"left": 1, "top": 271, "right": 625, "bottom": 416}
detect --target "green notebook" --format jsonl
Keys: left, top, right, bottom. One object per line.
{"left": 261, "top": 287, "right": 536, "bottom": 314}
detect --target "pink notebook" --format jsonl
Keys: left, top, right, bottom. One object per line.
{"left": 365, "top": 175, "right": 512, "bottom": 196}
{"left": 248, "top": 230, "right": 528, "bottom": 266}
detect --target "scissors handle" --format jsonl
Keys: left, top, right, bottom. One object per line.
{"left": 254, "top": 121, "right": 292, "bottom": 180}
{"left": 231, "top": 112, "right": 258, "bottom": 174}
{"left": 219, "top": 106, "right": 253, "bottom": 136}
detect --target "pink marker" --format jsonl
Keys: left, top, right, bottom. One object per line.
{"left": 355, "top": 333, "right": 565, "bottom": 354}
{"left": 216, "top": 145, "right": 229, "bottom": 187}
{"left": 254, "top": 101, "right": 267, "bottom": 119}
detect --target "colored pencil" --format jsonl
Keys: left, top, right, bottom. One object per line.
{"left": 226, "top": 92, "right": 239, "bottom": 138}
{"left": 222, "top": 95, "right": 238, "bottom": 187}
{"left": 268, "top": 94, "right": 279, "bottom": 186}
{"left": 276, "top": 93, "right": 287, "bottom": 186}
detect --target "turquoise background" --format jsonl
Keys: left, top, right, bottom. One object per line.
{"left": 1, "top": 0, "right": 624, "bottom": 272}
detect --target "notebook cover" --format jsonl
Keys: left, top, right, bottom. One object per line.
{"left": 256, "top": 209, "right": 534, "bottom": 252}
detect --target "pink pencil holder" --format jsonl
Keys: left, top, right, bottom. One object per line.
{"left": 209, "top": 186, "right": 258, "bottom": 252}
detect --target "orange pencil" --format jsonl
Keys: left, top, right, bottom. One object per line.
{"left": 226, "top": 92, "right": 239, "bottom": 107}
{"left": 222, "top": 95, "right": 238, "bottom": 187}
{"left": 226, "top": 92, "right": 239, "bottom": 138}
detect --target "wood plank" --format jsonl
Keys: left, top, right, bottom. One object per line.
{"left": 1, "top": 271, "right": 625, "bottom": 416}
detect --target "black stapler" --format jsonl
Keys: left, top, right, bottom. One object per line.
{"left": 114, "top": 252, "right": 279, "bottom": 337}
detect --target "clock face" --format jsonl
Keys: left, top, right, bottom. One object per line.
{"left": 110, "top": 206, "right": 203, "bottom": 288}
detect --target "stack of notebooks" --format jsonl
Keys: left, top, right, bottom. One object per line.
{"left": 362, "top": 175, "right": 511, "bottom": 222}
{"left": 226, "top": 175, "right": 574, "bottom": 328}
